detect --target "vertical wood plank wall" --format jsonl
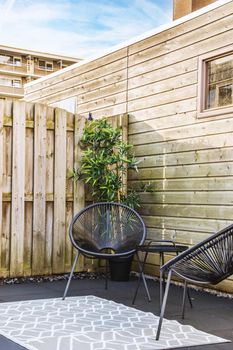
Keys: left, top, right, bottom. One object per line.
{"left": 24, "top": 1, "right": 233, "bottom": 292}
{"left": 0, "top": 101, "right": 85, "bottom": 277}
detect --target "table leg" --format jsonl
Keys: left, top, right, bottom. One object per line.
{"left": 132, "top": 251, "right": 151, "bottom": 304}
{"left": 159, "top": 252, "right": 166, "bottom": 309}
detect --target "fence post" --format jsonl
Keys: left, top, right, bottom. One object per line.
{"left": 32, "top": 104, "right": 47, "bottom": 275}
{"left": 10, "top": 101, "right": 26, "bottom": 276}
{"left": 53, "top": 108, "right": 67, "bottom": 274}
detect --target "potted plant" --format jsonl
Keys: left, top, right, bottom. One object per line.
{"left": 70, "top": 117, "right": 150, "bottom": 281}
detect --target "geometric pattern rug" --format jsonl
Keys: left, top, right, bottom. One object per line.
{"left": 0, "top": 296, "right": 229, "bottom": 350}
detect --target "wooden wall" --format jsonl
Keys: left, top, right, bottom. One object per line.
{"left": 24, "top": 1, "right": 233, "bottom": 293}
{"left": 0, "top": 100, "right": 85, "bottom": 277}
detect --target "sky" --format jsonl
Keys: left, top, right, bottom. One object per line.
{"left": 0, "top": 0, "right": 172, "bottom": 59}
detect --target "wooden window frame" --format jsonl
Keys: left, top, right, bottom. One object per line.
{"left": 197, "top": 45, "right": 233, "bottom": 118}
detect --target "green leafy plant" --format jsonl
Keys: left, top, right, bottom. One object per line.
{"left": 70, "top": 118, "right": 152, "bottom": 209}
{"left": 70, "top": 118, "right": 153, "bottom": 209}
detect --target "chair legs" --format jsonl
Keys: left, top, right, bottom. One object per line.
{"left": 187, "top": 288, "right": 193, "bottom": 308}
{"left": 62, "top": 252, "right": 80, "bottom": 300}
{"left": 105, "top": 260, "right": 108, "bottom": 290}
{"left": 132, "top": 251, "right": 151, "bottom": 304}
{"left": 181, "top": 280, "right": 187, "bottom": 319}
{"left": 181, "top": 281, "right": 193, "bottom": 319}
{"left": 156, "top": 269, "right": 172, "bottom": 341}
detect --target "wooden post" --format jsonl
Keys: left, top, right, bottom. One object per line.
{"left": 32, "top": 104, "right": 47, "bottom": 274}
{"left": 121, "top": 113, "right": 129, "bottom": 196}
{"left": 53, "top": 108, "right": 67, "bottom": 273}
{"left": 0, "top": 100, "right": 4, "bottom": 270}
{"left": 73, "top": 115, "right": 85, "bottom": 214}
{"left": 10, "top": 101, "right": 26, "bottom": 276}
{"left": 73, "top": 114, "right": 85, "bottom": 271}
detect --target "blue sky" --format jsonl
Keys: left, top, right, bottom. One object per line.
{"left": 0, "top": 0, "right": 172, "bottom": 59}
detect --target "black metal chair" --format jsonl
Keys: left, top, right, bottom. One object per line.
{"left": 63, "top": 202, "right": 147, "bottom": 300}
{"left": 156, "top": 223, "right": 233, "bottom": 340}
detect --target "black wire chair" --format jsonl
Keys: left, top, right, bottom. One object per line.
{"left": 63, "top": 202, "right": 147, "bottom": 300}
{"left": 156, "top": 223, "right": 233, "bottom": 340}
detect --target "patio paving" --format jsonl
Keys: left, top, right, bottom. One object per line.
{"left": 0, "top": 276, "right": 232, "bottom": 350}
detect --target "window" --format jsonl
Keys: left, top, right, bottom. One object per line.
{"left": 198, "top": 47, "right": 233, "bottom": 118}
{"left": 0, "top": 55, "right": 22, "bottom": 66}
{"left": 0, "top": 77, "right": 11, "bottom": 86}
{"left": 0, "top": 77, "right": 22, "bottom": 87}
{"left": 38, "top": 60, "right": 53, "bottom": 71}
{"left": 46, "top": 62, "right": 53, "bottom": 70}
{"left": 12, "top": 79, "right": 22, "bottom": 87}
{"left": 13, "top": 57, "right": 22, "bottom": 66}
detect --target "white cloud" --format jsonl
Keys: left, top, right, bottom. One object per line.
{"left": 0, "top": 0, "right": 172, "bottom": 59}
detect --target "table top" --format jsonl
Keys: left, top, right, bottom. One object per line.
{"left": 138, "top": 244, "right": 189, "bottom": 253}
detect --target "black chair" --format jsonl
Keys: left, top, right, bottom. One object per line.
{"left": 63, "top": 202, "right": 147, "bottom": 300}
{"left": 156, "top": 223, "right": 233, "bottom": 340}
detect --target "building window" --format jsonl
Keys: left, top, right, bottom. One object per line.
{"left": 12, "top": 79, "right": 22, "bottom": 87}
{"left": 0, "top": 77, "right": 22, "bottom": 87}
{"left": 198, "top": 47, "right": 233, "bottom": 118}
{"left": 38, "top": 60, "right": 53, "bottom": 71}
{"left": 0, "top": 55, "right": 22, "bottom": 66}
{"left": 13, "top": 57, "right": 22, "bottom": 66}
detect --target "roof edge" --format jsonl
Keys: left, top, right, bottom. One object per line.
{"left": 0, "top": 44, "right": 81, "bottom": 62}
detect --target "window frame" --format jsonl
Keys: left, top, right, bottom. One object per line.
{"left": 197, "top": 46, "right": 233, "bottom": 118}
{"left": 38, "top": 60, "right": 53, "bottom": 71}
{"left": 12, "top": 78, "right": 22, "bottom": 87}
{"left": 13, "top": 56, "right": 22, "bottom": 67}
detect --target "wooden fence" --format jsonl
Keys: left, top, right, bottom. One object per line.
{"left": 0, "top": 100, "right": 128, "bottom": 278}
{"left": 0, "top": 100, "right": 86, "bottom": 277}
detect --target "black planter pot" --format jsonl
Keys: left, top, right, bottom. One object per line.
{"left": 109, "top": 254, "right": 133, "bottom": 281}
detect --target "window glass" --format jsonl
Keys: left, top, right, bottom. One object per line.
{"left": 0, "top": 77, "right": 22, "bottom": 87}
{"left": 13, "top": 57, "right": 22, "bottom": 66}
{"left": 0, "top": 55, "right": 13, "bottom": 65}
{"left": 38, "top": 60, "right": 45, "bottom": 69}
{"left": 206, "top": 54, "right": 233, "bottom": 109}
{"left": 38, "top": 60, "right": 53, "bottom": 70}
{"left": 46, "top": 62, "right": 53, "bottom": 70}
{"left": 12, "top": 79, "right": 22, "bottom": 87}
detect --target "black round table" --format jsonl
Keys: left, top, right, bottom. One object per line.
{"left": 133, "top": 242, "right": 189, "bottom": 307}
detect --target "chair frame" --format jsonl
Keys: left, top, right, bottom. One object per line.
{"left": 156, "top": 223, "right": 233, "bottom": 340}
{"left": 63, "top": 202, "right": 147, "bottom": 300}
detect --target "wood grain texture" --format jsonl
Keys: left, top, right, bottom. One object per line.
{"left": 0, "top": 101, "right": 4, "bottom": 270}
{"left": 53, "top": 108, "right": 67, "bottom": 273}
{"left": 10, "top": 101, "right": 26, "bottom": 276}
{"left": 32, "top": 104, "right": 47, "bottom": 274}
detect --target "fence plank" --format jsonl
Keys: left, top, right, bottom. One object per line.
{"left": 0, "top": 101, "right": 4, "bottom": 270}
{"left": 10, "top": 101, "right": 26, "bottom": 276}
{"left": 121, "top": 113, "right": 128, "bottom": 195}
{"left": 73, "top": 114, "right": 85, "bottom": 271}
{"left": 53, "top": 108, "right": 67, "bottom": 273}
{"left": 32, "top": 104, "right": 47, "bottom": 274}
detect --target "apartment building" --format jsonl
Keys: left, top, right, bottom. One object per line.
{"left": 0, "top": 45, "right": 80, "bottom": 100}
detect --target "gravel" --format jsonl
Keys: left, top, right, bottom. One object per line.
{"left": 0, "top": 272, "right": 108, "bottom": 285}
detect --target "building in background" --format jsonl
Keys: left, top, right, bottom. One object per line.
{"left": 173, "top": 0, "right": 217, "bottom": 20}
{"left": 0, "top": 45, "right": 81, "bottom": 100}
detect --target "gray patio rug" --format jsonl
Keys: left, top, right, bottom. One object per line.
{"left": 0, "top": 295, "right": 229, "bottom": 350}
